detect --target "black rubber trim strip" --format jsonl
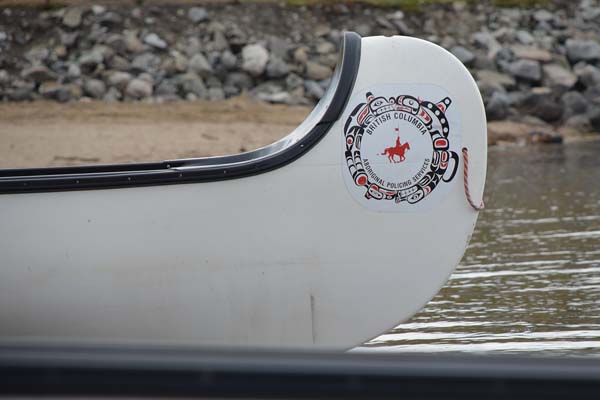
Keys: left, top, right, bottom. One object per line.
{"left": 1, "top": 345, "right": 600, "bottom": 399}
{"left": 0, "top": 32, "right": 361, "bottom": 194}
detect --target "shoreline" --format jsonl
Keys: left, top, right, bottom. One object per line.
{"left": 2, "top": 97, "right": 598, "bottom": 169}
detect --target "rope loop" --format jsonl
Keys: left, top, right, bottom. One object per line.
{"left": 462, "top": 147, "right": 484, "bottom": 211}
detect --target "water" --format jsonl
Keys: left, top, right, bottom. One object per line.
{"left": 362, "top": 141, "right": 600, "bottom": 356}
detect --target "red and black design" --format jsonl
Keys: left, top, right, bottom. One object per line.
{"left": 344, "top": 92, "right": 459, "bottom": 204}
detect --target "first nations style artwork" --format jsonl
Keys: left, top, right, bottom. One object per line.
{"left": 343, "top": 84, "right": 462, "bottom": 212}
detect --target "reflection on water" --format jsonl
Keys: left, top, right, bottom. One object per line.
{"left": 362, "top": 141, "right": 600, "bottom": 356}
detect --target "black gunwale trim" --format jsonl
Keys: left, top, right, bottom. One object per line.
{"left": 0, "top": 32, "right": 361, "bottom": 194}
{"left": 2, "top": 345, "right": 600, "bottom": 398}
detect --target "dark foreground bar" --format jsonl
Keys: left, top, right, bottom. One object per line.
{"left": 1, "top": 344, "right": 599, "bottom": 399}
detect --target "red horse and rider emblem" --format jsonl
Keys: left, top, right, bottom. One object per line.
{"left": 380, "top": 134, "right": 410, "bottom": 164}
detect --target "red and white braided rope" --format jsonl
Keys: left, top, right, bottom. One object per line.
{"left": 462, "top": 147, "right": 484, "bottom": 211}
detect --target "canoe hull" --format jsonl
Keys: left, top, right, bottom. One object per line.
{"left": 0, "top": 35, "right": 486, "bottom": 350}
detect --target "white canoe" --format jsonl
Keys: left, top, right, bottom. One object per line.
{"left": 0, "top": 33, "right": 486, "bottom": 350}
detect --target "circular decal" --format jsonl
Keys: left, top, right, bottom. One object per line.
{"left": 342, "top": 85, "right": 461, "bottom": 212}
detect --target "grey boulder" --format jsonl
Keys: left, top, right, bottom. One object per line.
{"left": 125, "top": 78, "right": 153, "bottom": 99}
{"left": 565, "top": 39, "right": 600, "bottom": 63}
{"left": 84, "top": 79, "right": 107, "bottom": 98}
{"left": 242, "top": 44, "right": 269, "bottom": 76}
{"left": 508, "top": 59, "right": 542, "bottom": 83}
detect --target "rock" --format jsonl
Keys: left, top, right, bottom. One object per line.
{"left": 516, "top": 30, "right": 534, "bottom": 45}
{"left": 97, "top": 11, "right": 122, "bottom": 27}
{"left": 286, "top": 73, "right": 303, "bottom": 90}
{"left": 227, "top": 25, "right": 248, "bottom": 48}
{"left": 225, "top": 72, "right": 253, "bottom": 91}
{"left": 450, "top": 46, "right": 475, "bottom": 66}
{"left": 589, "top": 108, "right": 600, "bottom": 131}
{"left": 62, "top": 7, "right": 84, "bottom": 28}
{"left": 21, "top": 65, "right": 56, "bottom": 83}
{"left": 574, "top": 63, "right": 600, "bottom": 87}
{"left": 131, "top": 8, "right": 142, "bottom": 19}
{"left": 24, "top": 47, "right": 49, "bottom": 64}
{"left": 207, "top": 20, "right": 225, "bottom": 34}
{"left": 84, "top": 79, "right": 106, "bottom": 99}
{"left": 0, "top": 69, "right": 8, "bottom": 85}
{"left": 519, "top": 87, "right": 563, "bottom": 122}
{"left": 511, "top": 45, "right": 553, "bottom": 62}
{"left": 156, "top": 79, "right": 179, "bottom": 97}
{"left": 92, "top": 5, "right": 106, "bottom": 15}
{"left": 268, "top": 36, "right": 292, "bottom": 59}
{"left": 565, "top": 39, "right": 600, "bottom": 63}
{"left": 59, "top": 30, "right": 79, "bottom": 48}
{"left": 124, "top": 32, "right": 145, "bottom": 54}
{"left": 472, "top": 31, "right": 502, "bottom": 56}
{"left": 316, "top": 40, "right": 336, "bottom": 55}
{"left": 144, "top": 33, "right": 167, "bottom": 50}
{"left": 305, "top": 61, "right": 332, "bottom": 81}
{"left": 304, "top": 80, "right": 324, "bottom": 100}
{"left": 375, "top": 16, "right": 394, "bottom": 31}
{"left": 293, "top": 46, "right": 309, "bottom": 64}
{"left": 314, "top": 24, "right": 332, "bottom": 38}
{"left": 188, "top": 53, "right": 213, "bottom": 77}
{"left": 138, "top": 73, "right": 154, "bottom": 85}
{"left": 390, "top": 19, "right": 411, "bottom": 35}
{"left": 208, "top": 87, "right": 225, "bottom": 100}
{"left": 543, "top": 64, "right": 576, "bottom": 90}
{"left": 103, "top": 86, "right": 122, "bottom": 102}
{"left": 6, "top": 86, "right": 34, "bottom": 102}
{"left": 318, "top": 78, "right": 331, "bottom": 91}
{"left": 107, "top": 71, "right": 132, "bottom": 91}
{"left": 125, "top": 78, "right": 153, "bottom": 99}
{"left": 93, "top": 45, "right": 115, "bottom": 61}
{"left": 107, "top": 55, "right": 131, "bottom": 71}
{"left": 256, "top": 90, "right": 290, "bottom": 104}
{"left": 220, "top": 50, "right": 237, "bottom": 70}
{"left": 584, "top": 84, "right": 600, "bottom": 103}
{"left": 508, "top": 59, "right": 542, "bottom": 82}
{"left": 177, "top": 72, "right": 207, "bottom": 98}
{"left": 242, "top": 44, "right": 269, "bottom": 76}
{"left": 205, "top": 75, "right": 221, "bottom": 89}
{"left": 561, "top": 91, "right": 588, "bottom": 116}
{"left": 78, "top": 49, "right": 104, "bottom": 69}
{"left": 528, "top": 130, "right": 563, "bottom": 144}
{"left": 485, "top": 91, "right": 511, "bottom": 120}
{"left": 474, "top": 56, "right": 497, "bottom": 72}
{"left": 353, "top": 23, "right": 372, "bottom": 37}
{"left": 162, "top": 51, "right": 188, "bottom": 74}
{"left": 388, "top": 10, "right": 404, "bottom": 20}
{"left": 476, "top": 69, "right": 516, "bottom": 89}
{"left": 39, "top": 81, "right": 75, "bottom": 102}
{"left": 211, "top": 31, "right": 229, "bottom": 51}
{"left": 188, "top": 7, "right": 208, "bottom": 23}
{"left": 533, "top": 9, "right": 554, "bottom": 23}
{"left": 487, "top": 121, "right": 559, "bottom": 144}
{"left": 222, "top": 83, "right": 238, "bottom": 97}
{"left": 131, "top": 53, "right": 161, "bottom": 73}
{"left": 206, "top": 51, "right": 220, "bottom": 68}
{"left": 266, "top": 56, "right": 290, "bottom": 79}
{"left": 563, "top": 114, "right": 591, "bottom": 133}
{"left": 53, "top": 45, "right": 67, "bottom": 59}
{"left": 104, "top": 34, "right": 126, "bottom": 54}
{"left": 486, "top": 120, "right": 544, "bottom": 144}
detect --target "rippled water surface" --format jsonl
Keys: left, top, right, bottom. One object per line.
{"left": 362, "top": 141, "right": 600, "bottom": 356}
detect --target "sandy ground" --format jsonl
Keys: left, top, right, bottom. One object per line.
{"left": 0, "top": 97, "right": 311, "bottom": 168}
